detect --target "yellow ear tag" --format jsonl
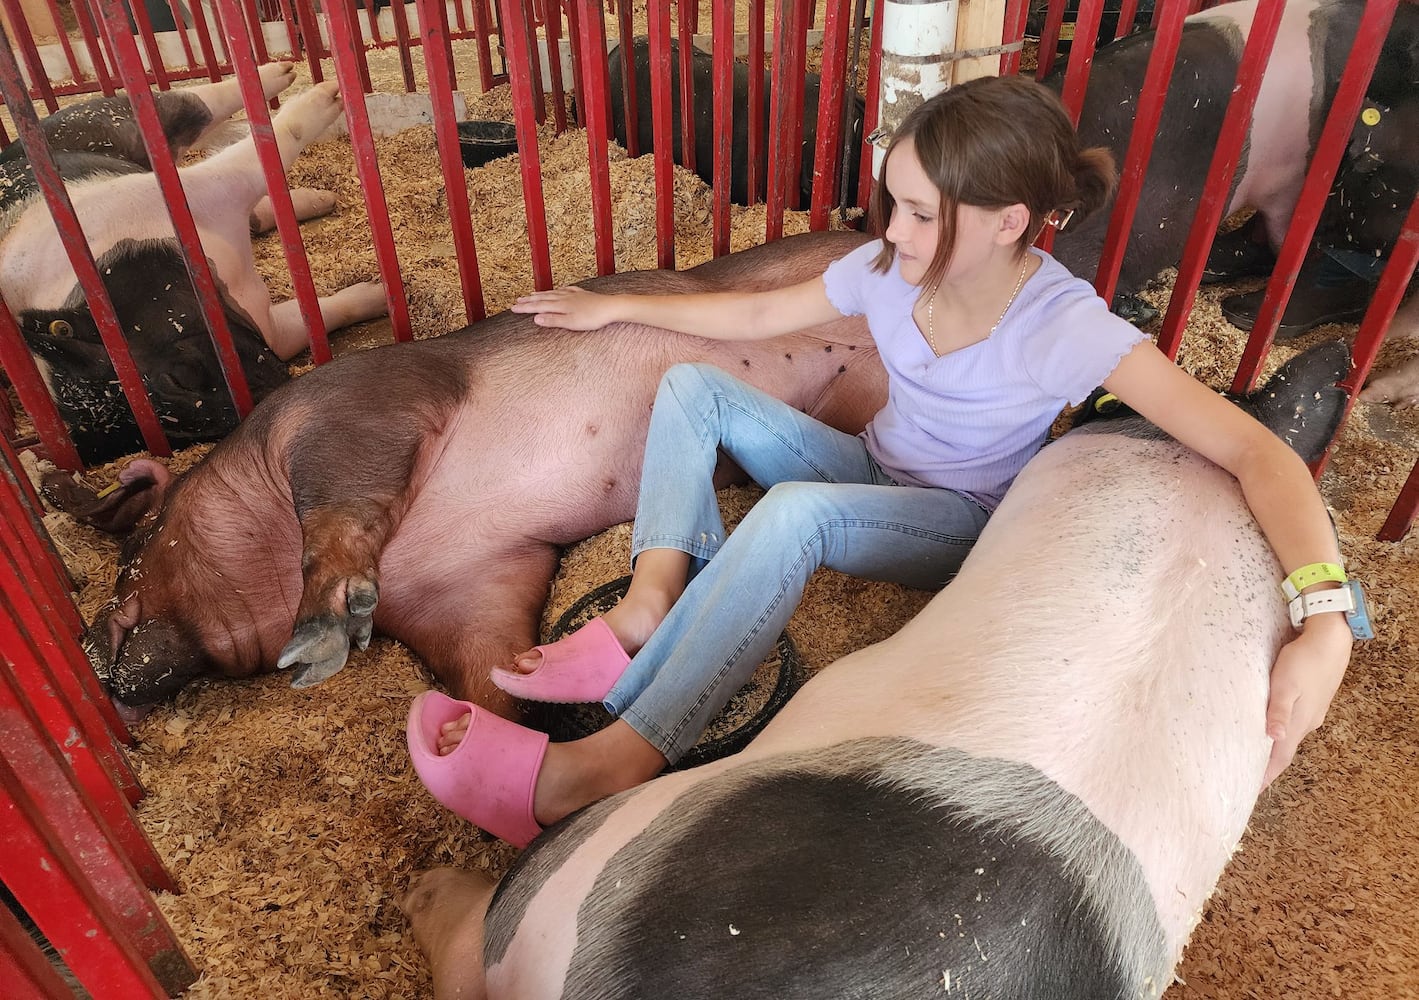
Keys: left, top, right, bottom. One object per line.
{"left": 95, "top": 480, "right": 122, "bottom": 499}
{"left": 1093, "top": 392, "right": 1120, "bottom": 414}
{"left": 1361, "top": 107, "right": 1381, "bottom": 126}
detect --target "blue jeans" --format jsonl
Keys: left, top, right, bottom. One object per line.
{"left": 605, "top": 363, "right": 992, "bottom": 763}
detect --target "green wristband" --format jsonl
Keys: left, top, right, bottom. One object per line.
{"left": 1281, "top": 561, "right": 1347, "bottom": 601}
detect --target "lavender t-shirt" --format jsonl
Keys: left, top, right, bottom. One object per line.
{"left": 823, "top": 239, "right": 1146, "bottom": 509}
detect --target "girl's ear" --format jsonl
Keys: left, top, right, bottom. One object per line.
{"left": 997, "top": 204, "right": 1032, "bottom": 245}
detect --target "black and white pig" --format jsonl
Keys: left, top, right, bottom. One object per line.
{"left": 397, "top": 340, "right": 1352, "bottom": 1000}
{"left": 605, "top": 37, "right": 866, "bottom": 208}
{"left": 44, "top": 231, "right": 885, "bottom": 724}
{"left": 1051, "top": 0, "right": 1419, "bottom": 298}
{"left": 0, "top": 69, "right": 387, "bottom": 464}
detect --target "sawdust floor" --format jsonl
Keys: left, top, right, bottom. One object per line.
{"left": 28, "top": 44, "right": 1419, "bottom": 1000}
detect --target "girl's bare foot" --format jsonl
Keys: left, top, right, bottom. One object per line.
{"left": 398, "top": 867, "right": 496, "bottom": 1000}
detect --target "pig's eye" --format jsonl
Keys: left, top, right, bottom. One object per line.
{"left": 48, "top": 319, "right": 73, "bottom": 338}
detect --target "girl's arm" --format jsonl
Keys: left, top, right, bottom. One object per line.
{"left": 1103, "top": 341, "right": 1353, "bottom": 789}
{"left": 508, "top": 274, "right": 845, "bottom": 341}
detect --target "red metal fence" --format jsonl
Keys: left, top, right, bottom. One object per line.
{"left": 0, "top": 0, "right": 1414, "bottom": 991}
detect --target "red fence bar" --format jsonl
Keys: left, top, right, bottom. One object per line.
{"left": 809, "top": 0, "right": 850, "bottom": 230}
{"left": 522, "top": 0, "right": 545, "bottom": 123}
{"left": 0, "top": 898, "right": 75, "bottom": 1000}
{"left": 165, "top": 0, "right": 201, "bottom": 69}
{"left": 544, "top": 2, "right": 567, "bottom": 132}
{"left": 1378, "top": 459, "right": 1419, "bottom": 542}
{"left": 0, "top": 462, "right": 82, "bottom": 642}
{"left": 0, "top": 29, "right": 172, "bottom": 462}
{"left": 95, "top": 0, "right": 259, "bottom": 414}
{"left": 614, "top": 0, "right": 637, "bottom": 156}
{"left": 0, "top": 0, "right": 58, "bottom": 112}
{"left": 1230, "top": 0, "right": 1398, "bottom": 394}
{"left": 496, "top": 0, "right": 553, "bottom": 289}
{"left": 417, "top": 0, "right": 487, "bottom": 323}
{"left": 187, "top": 0, "right": 230, "bottom": 82}
{"left": 710, "top": 0, "right": 733, "bottom": 256}
{"left": 0, "top": 737, "right": 191, "bottom": 996}
{"left": 764, "top": 0, "right": 795, "bottom": 241}
{"left": 1115, "top": 0, "right": 1141, "bottom": 39}
{"left": 69, "top": 0, "right": 118, "bottom": 94}
{"left": 472, "top": 0, "right": 496, "bottom": 91}
{"left": 1155, "top": 0, "right": 1284, "bottom": 360}
{"left": 565, "top": 0, "right": 585, "bottom": 124}
{"left": 1035, "top": 0, "right": 1103, "bottom": 256}
{"left": 1313, "top": 195, "right": 1419, "bottom": 482}
{"left": 747, "top": 0, "right": 765, "bottom": 205}
{"left": 1092, "top": 0, "right": 1187, "bottom": 304}
{"left": 325, "top": 0, "right": 414, "bottom": 338}
{"left": 855, "top": 0, "right": 882, "bottom": 211}
{"left": 783, "top": 0, "right": 807, "bottom": 212}
{"left": 575, "top": 0, "right": 614, "bottom": 275}
{"left": 214, "top": 0, "right": 334, "bottom": 365}
{"left": 647, "top": 0, "right": 675, "bottom": 269}
{"left": 0, "top": 297, "right": 83, "bottom": 471}
{"left": 1035, "top": 0, "right": 1066, "bottom": 79}
{"left": 237, "top": 0, "right": 274, "bottom": 64}
{"left": 39, "top": 0, "right": 85, "bottom": 86}
{"left": 99, "top": 0, "right": 174, "bottom": 91}
{"left": 294, "top": 0, "right": 326, "bottom": 81}
{"left": 1001, "top": 0, "right": 1028, "bottom": 75}
{"left": 391, "top": 0, "right": 422, "bottom": 93}
{"left": 676, "top": 0, "right": 696, "bottom": 175}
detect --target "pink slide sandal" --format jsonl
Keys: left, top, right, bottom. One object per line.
{"left": 490, "top": 616, "right": 631, "bottom": 704}
{"left": 406, "top": 690, "right": 548, "bottom": 848}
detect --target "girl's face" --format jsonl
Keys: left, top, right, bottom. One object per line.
{"left": 882, "top": 140, "right": 942, "bottom": 287}
{"left": 883, "top": 139, "right": 1014, "bottom": 288}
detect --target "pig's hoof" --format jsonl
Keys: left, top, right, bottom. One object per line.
{"left": 1361, "top": 361, "right": 1419, "bottom": 409}
{"left": 277, "top": 614, "right": 352, "bottom": 687}
{"left": 278, "top": 82, "right": 344, "bottom": 143}
{"left": 259, "top": 61, "right": 297, "bottom": 99}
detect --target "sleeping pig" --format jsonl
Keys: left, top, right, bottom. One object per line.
{"left": 45, "top": 230, "right": 886, "bottom": 724}
{"left": 398, "top": 340, "right": 1352, "bottom": 1000}
{"left": 0, "top": 68, "right": 387, "bottom": 464}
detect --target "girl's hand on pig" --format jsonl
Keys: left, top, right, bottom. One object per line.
{"left": 1261, "top": 614, "right": 1353, "bottom": 788}
{"left": 511, "top": 287, "right": 620, "bottom": 330}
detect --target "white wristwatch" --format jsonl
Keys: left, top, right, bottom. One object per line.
{"left": 1287, "top": 579, "right": 1375, "bottom": 639}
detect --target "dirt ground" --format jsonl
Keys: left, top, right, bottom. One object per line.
{"left": 11, "top": 20, "right": 1419, "bottom": 1000}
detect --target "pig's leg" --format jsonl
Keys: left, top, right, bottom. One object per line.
{"left": 181, "top": 63, "right": 299, "bottom": 141}
{"left": 1360, "top": 294, "right": 1419, "bottom": 408}
{"left": 179, "top": 83, "right": 348, "bottom": 357}
{"left": 276, "top": 498, "right": 392, "bottom": 688}
{"left": 399, "top": 868, "right": 495, "bottom": 1000}
{"left": 265, "top": 282, "right": 388, "bottom": 357}
{"left": 248, "top": 188, "right": 338, "bottom": 235}
{"left": 379, "top": 540, "right": 560, "bottom": 716}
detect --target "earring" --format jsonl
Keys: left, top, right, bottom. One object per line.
{"left": 1047, "top": 208, "right": 1075, "bottom": 231}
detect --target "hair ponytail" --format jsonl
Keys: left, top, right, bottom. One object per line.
{"left": 1063, "top": 145, "right": 1118, "bottom": 224}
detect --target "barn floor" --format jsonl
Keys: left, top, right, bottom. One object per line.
{"left": 17, "top": 34, "right": 1419, "bottom": 1000}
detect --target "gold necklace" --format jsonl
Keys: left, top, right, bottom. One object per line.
{"left": 926, "top": 255, "right": 1030, "bottom": 357}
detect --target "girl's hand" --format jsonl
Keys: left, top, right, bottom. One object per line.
{"left": 510, "top": 286, "right": 621, "bottom": 330}
{"left": 1262, "top": 614, "right": 1352, "bottom": 788}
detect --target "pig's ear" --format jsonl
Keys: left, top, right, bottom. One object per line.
{"left": 1246, "top": 340, "right": 1350, "bottom": 464}
{"left": 41, "top": 458, "right": 172, "bottom": 535}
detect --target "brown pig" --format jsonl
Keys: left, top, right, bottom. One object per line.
{"left": 49, "top": 231, "right": 886, "bottom": 722}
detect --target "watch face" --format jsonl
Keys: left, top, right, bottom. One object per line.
{"left": 1345, "top": 580, "right": 1375, "bottom": 641}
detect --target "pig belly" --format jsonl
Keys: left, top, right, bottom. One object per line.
{"left": 485, "top": 432, "right": 1282, "bottom": 995}
{"left": 1197, "top": 0, "right": 1321, "bottom": 232}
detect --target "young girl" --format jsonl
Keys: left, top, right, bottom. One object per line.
{"left": 409, "top": 75, "right": 1353, "bottom": 848}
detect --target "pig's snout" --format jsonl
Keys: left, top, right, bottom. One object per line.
{"left": 83, "top": 613, "right": 207, "bottom": 722}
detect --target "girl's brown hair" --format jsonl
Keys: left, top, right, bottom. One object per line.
{"left": 869, "top": 75, "right": 1117, "bottom": 291}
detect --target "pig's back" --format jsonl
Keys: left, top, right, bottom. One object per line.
{"left": 756, "top": 428, "right": 1282, "bottom": 957}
